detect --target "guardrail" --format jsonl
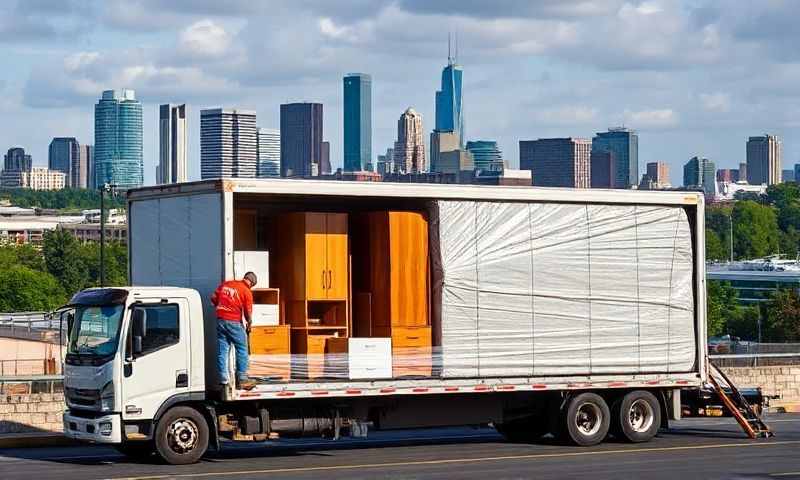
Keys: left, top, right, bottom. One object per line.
{"left": 0, "top": 374, "right": 63, "bottom": 395}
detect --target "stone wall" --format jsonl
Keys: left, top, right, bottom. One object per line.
{"left": 722, "top": 366, "right": 800, "bottom": 406}
{"left": 0, "top": 393, "right": 64, "bottom": 434}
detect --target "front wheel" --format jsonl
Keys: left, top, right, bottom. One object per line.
{"left": 154, "top": 406, "right": 209, "bottom": 465}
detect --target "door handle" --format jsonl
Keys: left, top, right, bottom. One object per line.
{"left": 322, "top": 270, "right": 326, "bottom": 290}
{"left": 328, "top": 270, "right": 332, "bottom": 289}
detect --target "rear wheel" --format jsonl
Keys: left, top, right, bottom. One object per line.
{"left": 559, "top": 392, "right": 610, "bottom": 446}
{"left": 612, "top": 390, "right": 661, "bottom": 443}
{"left": 154, "top": 406, "right": 209, "bottom": 465}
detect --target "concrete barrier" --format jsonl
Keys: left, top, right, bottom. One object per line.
{"left": 721, "top": 366, "right": 800, "bottom": 410}
{"left": 0, "top": 393, "right": 64, "bottom": 434}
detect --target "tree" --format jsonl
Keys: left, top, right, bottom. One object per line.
{"left": 0, "top": 265, "right": 66, "bottom": 312}
{"left": 78, "top": 241, "right": 128, "bottom": 287}
{"left": 732, "top": 200, "right": 780, "bottom": 259}
{"left": 706, "top": 205, "right": 732, "bottom": 260}
{"left": 763, "top": 288, "right": 800, "bottom": 342}
{"left": 43, "top": 229, "right": 89, "bottom": 297}
{"left": 780, "top": 226, "right": 800, "bottom": 258}
{"left": 705, "top": 229, "right": 727, "bottom": 261}
{"left": 707, "top": 280, "right": 739, "bottom": 337}
{"left": 766, "top": 182, "right": 800, "bottom": 211}
{"left": 0, "top": 187, "right": 125, "bottom": 211}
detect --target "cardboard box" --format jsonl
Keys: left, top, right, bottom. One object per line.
{"left": 348, "top": 338, "right": 392, "bottom": 380}
{"left": 234, "top": 251, "right": 269, "bottom": 287}
{"left": 251, "top": 304, "right": 279, "bottom": 326}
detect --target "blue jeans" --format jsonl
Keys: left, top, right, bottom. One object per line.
{"left": 217, "top": 320, "right": 249, "bottom": 383}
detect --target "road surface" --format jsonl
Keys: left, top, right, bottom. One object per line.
{"left": 1, "top": 414, "right": 799, "bottom": 479}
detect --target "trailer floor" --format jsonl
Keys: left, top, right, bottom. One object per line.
{"left": 1, "top": 414, "right": 799, "bottom": 480}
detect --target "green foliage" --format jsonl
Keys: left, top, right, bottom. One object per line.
{"left": 763, "top": 288, "right": 800, "bottom": 342}
{"left": 705, "top": 229, "right": 727, "bottom": 261}
{"left": 43, "top": 230, "right": 89, "bottom": 297}
{"left": 725, "top": 306, "right": 760, "bottom": 340}
{"left": 706, "top": 280, "right": 739, "bottom": 337}
{"left": 0, "top": 265, "right": 66, "bottom": 312}
{"left": 0, "top": 187, "right": 125, "bottom": 211}
{"left": 77, "top": 241, "right": 128, "bottom": 288}
{"left": 731, "top": 200, "right": 780, "bottom": 259}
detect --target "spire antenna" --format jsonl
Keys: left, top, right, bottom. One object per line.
{"left": 447, "top": 32, "right": 452, "bottom": 64}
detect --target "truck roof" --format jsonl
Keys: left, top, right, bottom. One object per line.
{"left": 126, "top": 178, "right": 702, "bottom": 207}
{"left": 80, "top": 286, "right": 201, "bottom": 298}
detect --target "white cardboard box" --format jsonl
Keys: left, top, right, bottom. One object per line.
{"left": 348, "top": 338, "right": 392, "bottom": 380}
{"left": 233, "top": 251, "right": 269, "bottom": 287}
{"left": 251, "top": 304, "right": 279, "bottom": 326}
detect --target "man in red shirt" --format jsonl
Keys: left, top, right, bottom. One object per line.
{"left": 211, "top": 272, "right": 257, "bottom": 390}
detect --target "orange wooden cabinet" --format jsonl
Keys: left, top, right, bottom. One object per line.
{"left": 248, "top": 325, "right": 290, "bottom": 380}
{"left": 291, "top": 333, "right": 334, "bottom": 379}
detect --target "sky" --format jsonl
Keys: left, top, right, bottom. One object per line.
{"left": 1, "top": 0, "right": 800, "bottom": 187}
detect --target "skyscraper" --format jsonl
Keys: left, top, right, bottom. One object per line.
{"left": 646, "top": 161, "right": 670, "bottom": 188}
{"left": 783, "top": 169, "right": 795, "bottom": 183}
{"left": 200, "top": 108, "right": 257, "bottom": 179}
{"left": 94, "top": 89, "right": 143, "bottom": 189}
{"left": 739, "top": 162, "right": 748, "bottom": 183}
{"left": 280, "top": 103, "right": 323, "bottom": 177}
{"left": 158, "top": 104, "right": 188, "bottom": 184}
{"left": 393, "top": 108, "right": 426, "bottom": 173}
{"left": 48, "top": 137, "right": 79, "bottom": 187}
{"left": 466, "top": 140, "right": 504, "bottom": 173}
{"left": 77, "top": 144, "right": 92, "bottom": 189}
{"left": 343, "top": 73, "right": 372, "bottom": 172}
{"left": 683, "top": 156, "right": 716, "bottom": 195}
{"left": 519, "top": 138, "right": 591, "bottom": 188}
{"left": 747, "top": 134, "right": 782, "bottom": 185}
{"left": 591, "top": 127, "right": 638, "bottom": 188}
{"left": 4, "top": 147, "right": 32, "bottom": 172}
{"left": 257, "top": 128, "right": 280, "bottom": 177}
{"left": 320, "top": 141, "right": 331, "bottom": 175}
{"left": 435, "top": 40, "right": 464, "bottom": 147}
{"left": 716, "top": 169, "right": 739, "bottom": 183}
{"left": 429, "top": 130, "right": 460, "bottom": 173}
{"left": 590, "top": 150, "right": 615, "bottom": 188}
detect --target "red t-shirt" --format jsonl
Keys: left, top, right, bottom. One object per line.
{"left": 211, "top": 280, "right": 253, "bottom": 322}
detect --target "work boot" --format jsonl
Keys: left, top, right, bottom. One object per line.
{"left": 236, "top": 378, "right": 256, "bottom": 391}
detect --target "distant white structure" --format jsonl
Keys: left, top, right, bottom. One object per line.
{"left": 257, "top": 128, "right": 280, "bottom": 177}
{"left": 81, "top": 208, "right": 126, "bottom": 225}
{"left": 714, "top": 181, "right": 767, "bottom": 201}
{"left": 0, "top": 167, "right": 66, "bottom": 190}
{"left": 158, "top": 104, "right": 188, "bottom": 184}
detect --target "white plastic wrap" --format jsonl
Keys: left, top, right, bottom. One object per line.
{"left": 436, "top": 200, "right": 695, "bottom": 378}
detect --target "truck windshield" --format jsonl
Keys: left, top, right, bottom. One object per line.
{"left": 67, "top": 305, "right": 124, "bottom": 357}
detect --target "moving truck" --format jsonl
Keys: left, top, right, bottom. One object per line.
{"left": 61, "top": 179, "right": 707, "bottom": 464}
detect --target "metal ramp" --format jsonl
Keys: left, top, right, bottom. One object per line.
{"left": 708, "top": 363, "right": 773, "bottom": 439}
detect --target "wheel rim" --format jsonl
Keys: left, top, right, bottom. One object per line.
{"left": 628, "top": 399, "right": 655, "bottom": 433}
{"left": 575, "top": 402, "right": 603, "bottom": 436}
{"left": 166, "top": 417, "right": 199, "bottom": 454}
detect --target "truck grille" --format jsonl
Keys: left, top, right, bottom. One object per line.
{"left": 65, "top": 387, "right": 100, "bottom": 410}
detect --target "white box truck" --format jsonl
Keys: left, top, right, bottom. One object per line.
{"left": 61, "top": 179, "right": 707, "bottom": 464}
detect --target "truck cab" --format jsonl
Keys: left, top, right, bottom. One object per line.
{"left": 62, "top": 287, "right": 208, "bottom": 461}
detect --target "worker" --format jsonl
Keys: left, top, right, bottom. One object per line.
{"left": 211, "top": 272, "right": 257, "bottom": 390}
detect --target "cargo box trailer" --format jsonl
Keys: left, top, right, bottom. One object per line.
{"left": 61, "top": 179, "right": 707, "bottom": 464}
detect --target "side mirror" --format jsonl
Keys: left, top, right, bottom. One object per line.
{"left": 131, "top": 308, "right": 146, "bottom": 356}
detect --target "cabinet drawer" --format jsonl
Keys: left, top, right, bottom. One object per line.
{"left": 249, "top": 325, "right": 290, "bottom": 354}
{"left": 391, "top": 326, "right": 431, "bottom": 349}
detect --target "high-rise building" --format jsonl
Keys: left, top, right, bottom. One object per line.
{"left": 783, "top": 169, "right": 795, "bottom": 183}
{"left": 77, "top": 144, "right": 92, "bottom": 189}
{"left": 519, "top": 138, "right": 591, "bottom": 188}
{"left": 158, "top": 104, "right": 188, "bottom": 184}
{"left": 429, "top": 130, "right": 460, "bottom": 173}
{"left": 280, "top": 103, "right": 323, "bottom": 177}
{"left": 320, "top": 141, "right": 331, "bottom": 175}
{"left": 642, "top": 161, "right": 671, "bottom": 189}
{"left": 466, "top": 140, "right": 504, "bottom": 173}
{"left": 48, "top": 137, "right": 79, "bottom": 186}
{"left": 746, "top": 134, "right": 782, "bottom": 185}
{"left": 4, "top": 147, "right": 32, "bottom": 172}
{"left": 94, "top": 89, "right": 143, "bottom": 189}
{"left": 739, "top": 162, "right": 748, "bottom": 183}
{"left": 376, "top": 148, "right": 395, "bottom": 174}
{"left": 716, "top": 169, "right": 739, "bottom": 183}
{"left": 1, "top": 167, "right": 65, "bottom": 190}
{"left": 343, "top": 73, "right": 371, "bottom": 172}
{"left": 257, "top": 128, "right": 280, "bottom": 177}
{"left": 393, "top": 108, "right": 426, "bottom": 173}
{"left": 683, "top": 156, "right": 716, "bottom": 195}
{"left": 435, "top": 42, "right": 464, "bottom": 147}
{"left": 200, "top": 108, "right": 257, "bottom": 179}
{"left": 437, "top": 149, "right": 474, "bottom": 174}
{"left": 590, "top": 150, "right": 615, "bottom": 188}
{"left": 591, "top": 127, "right": 638, "bottom": 188}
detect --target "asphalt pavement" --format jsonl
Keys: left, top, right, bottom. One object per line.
{"left": 1, "top": 414, "right": 799, "bottom": 480}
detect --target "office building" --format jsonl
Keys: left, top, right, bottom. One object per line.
{"left": 590, "top": 150, "right": 615, "bottom": 188}
{"left": 739, "top": 162, "right": 748, "bottom": 183}
{"left": 466, "top": 140, "right": 504, "bottom": 173}
{"left": 48, "top": 137, "right": 79, "bottom": 187}
{"left": 4, "top": 147, "right": 32, "bottom": 172}
{"left": 257, "top": 128, "right": 280, "bottom": 177}
{"left": 393, "top": 108, "right": 426, "bottom": 173}
{"left": 1, "top": 167, "right": 66, "bottom": 190}
{"left": 343, "top": 73, "right": 372, "bottom": 172}
{"left": 519, "top": 138, "right": 591, "bottom": 188}
{"left": 429, "top": 131, "right": 460, "bottom": 173}
{"left": 783, "top": 169, "right": 796, "bottom": 183}
{"left": 321, "top": 141, "right": 331, "bottom": 175}
{"left": 74, "top": 144, "right": 92, "bottom": 189}
{"left": 280, "top": 103, "right": 323, "bottom": 177}
{"left": 200, "top": 108, "right": 257, "bottom": 179}
{"left": 683, "top": 156, "right": 716, "bottom": 195}
{"left": 747, "top": 134, "right": 782, "bottom": 185}
{"left": 158, "top": 104, "right": 188, "bottom": 184}
{"left": 437, "top": 149, "right": 474, "bottom": 174}
{"left": 376, "top": 148, "right": 394, "bottom": 175}
{"left": 94, "top": 89, "right": 143, "bottom": 189}
{"left": 716, "top": 169, "right": 739, "bottom": 183}
{"left": 435, "top": 40, "right": 464, "bottom": 147}
{"left": 591, "top": 127, "right": 638, "bottom": 188}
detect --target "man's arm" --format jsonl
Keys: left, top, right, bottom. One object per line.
{"left": 210, "top": 286, "right": 220, "bottom": 306}
{"left": 242, "top": 288, "right": 253, "bottom": 333}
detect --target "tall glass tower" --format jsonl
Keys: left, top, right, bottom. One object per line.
{"left": 94, "top": 89, "right": 143, "bottom": 189}
{"left": 343, "top": 73, "right": 372, "bottom": 172}
{"left": 466, "top": 140, "right": 504, "bottom": 173}
{"left": 591, "top": 127, "right": 638, "bottom": 188}
{"left": 435, "top": 40, "right": 464, "bottom": 148}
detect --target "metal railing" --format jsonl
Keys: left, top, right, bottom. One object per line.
{"left": 709, "top": 342, "right": 800, "bottom": 367}
{"left": 0, "top": 312, "right": 66, "bottom": 386}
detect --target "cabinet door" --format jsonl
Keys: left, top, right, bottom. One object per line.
{"left": 325, "top": 213, "right": 349, "bottom": 300}
{"left": 390, "top": 212, "right": 429, "bottom": 326}
{"left": 305, "top": 213, "right": 328, "bottom": 300}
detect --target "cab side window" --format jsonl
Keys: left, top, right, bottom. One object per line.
{"left": 133, "top": 304, "right": 180, "bottom": 356}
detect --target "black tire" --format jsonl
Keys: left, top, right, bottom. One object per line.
{"left": 561, "top": 392, "right": 610, "bottom": 446}
{"left": 114, "top": 441, "right": 155, "bottom": 460}
{"left": 154, "top": 406, "right": 209, "bottom": 465}
{"left": 495, "top": 417, "right": 549, "bottom": 443}
{"left": 612, "top": 390, "right": 661, "bottom": 443}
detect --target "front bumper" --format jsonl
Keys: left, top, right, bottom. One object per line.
{"left": 63, "top": 410, "right": 122, "bottom": 444}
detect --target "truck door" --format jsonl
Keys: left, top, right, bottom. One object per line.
{"left": 121, "top": 298, "right": 191, "bottom": 421}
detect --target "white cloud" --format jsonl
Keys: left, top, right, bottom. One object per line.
{"left": 699, "top": 92, "right": 731, "bottom": 112}
{"left": 178, "top": 20, "right": 233, "bottom": 58}
{"left": 319, "top": 17, "right": 357, "bottom": 41}
{"left": 624, "top": 108, "right": 679, "bottom": 128}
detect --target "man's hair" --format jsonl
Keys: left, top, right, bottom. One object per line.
{"left": 243, "top": 271, "right": 258, "bottom": 286}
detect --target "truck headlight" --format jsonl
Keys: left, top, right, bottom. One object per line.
{"left": 100, "top": 382, "right": 114, "bottom": 412}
